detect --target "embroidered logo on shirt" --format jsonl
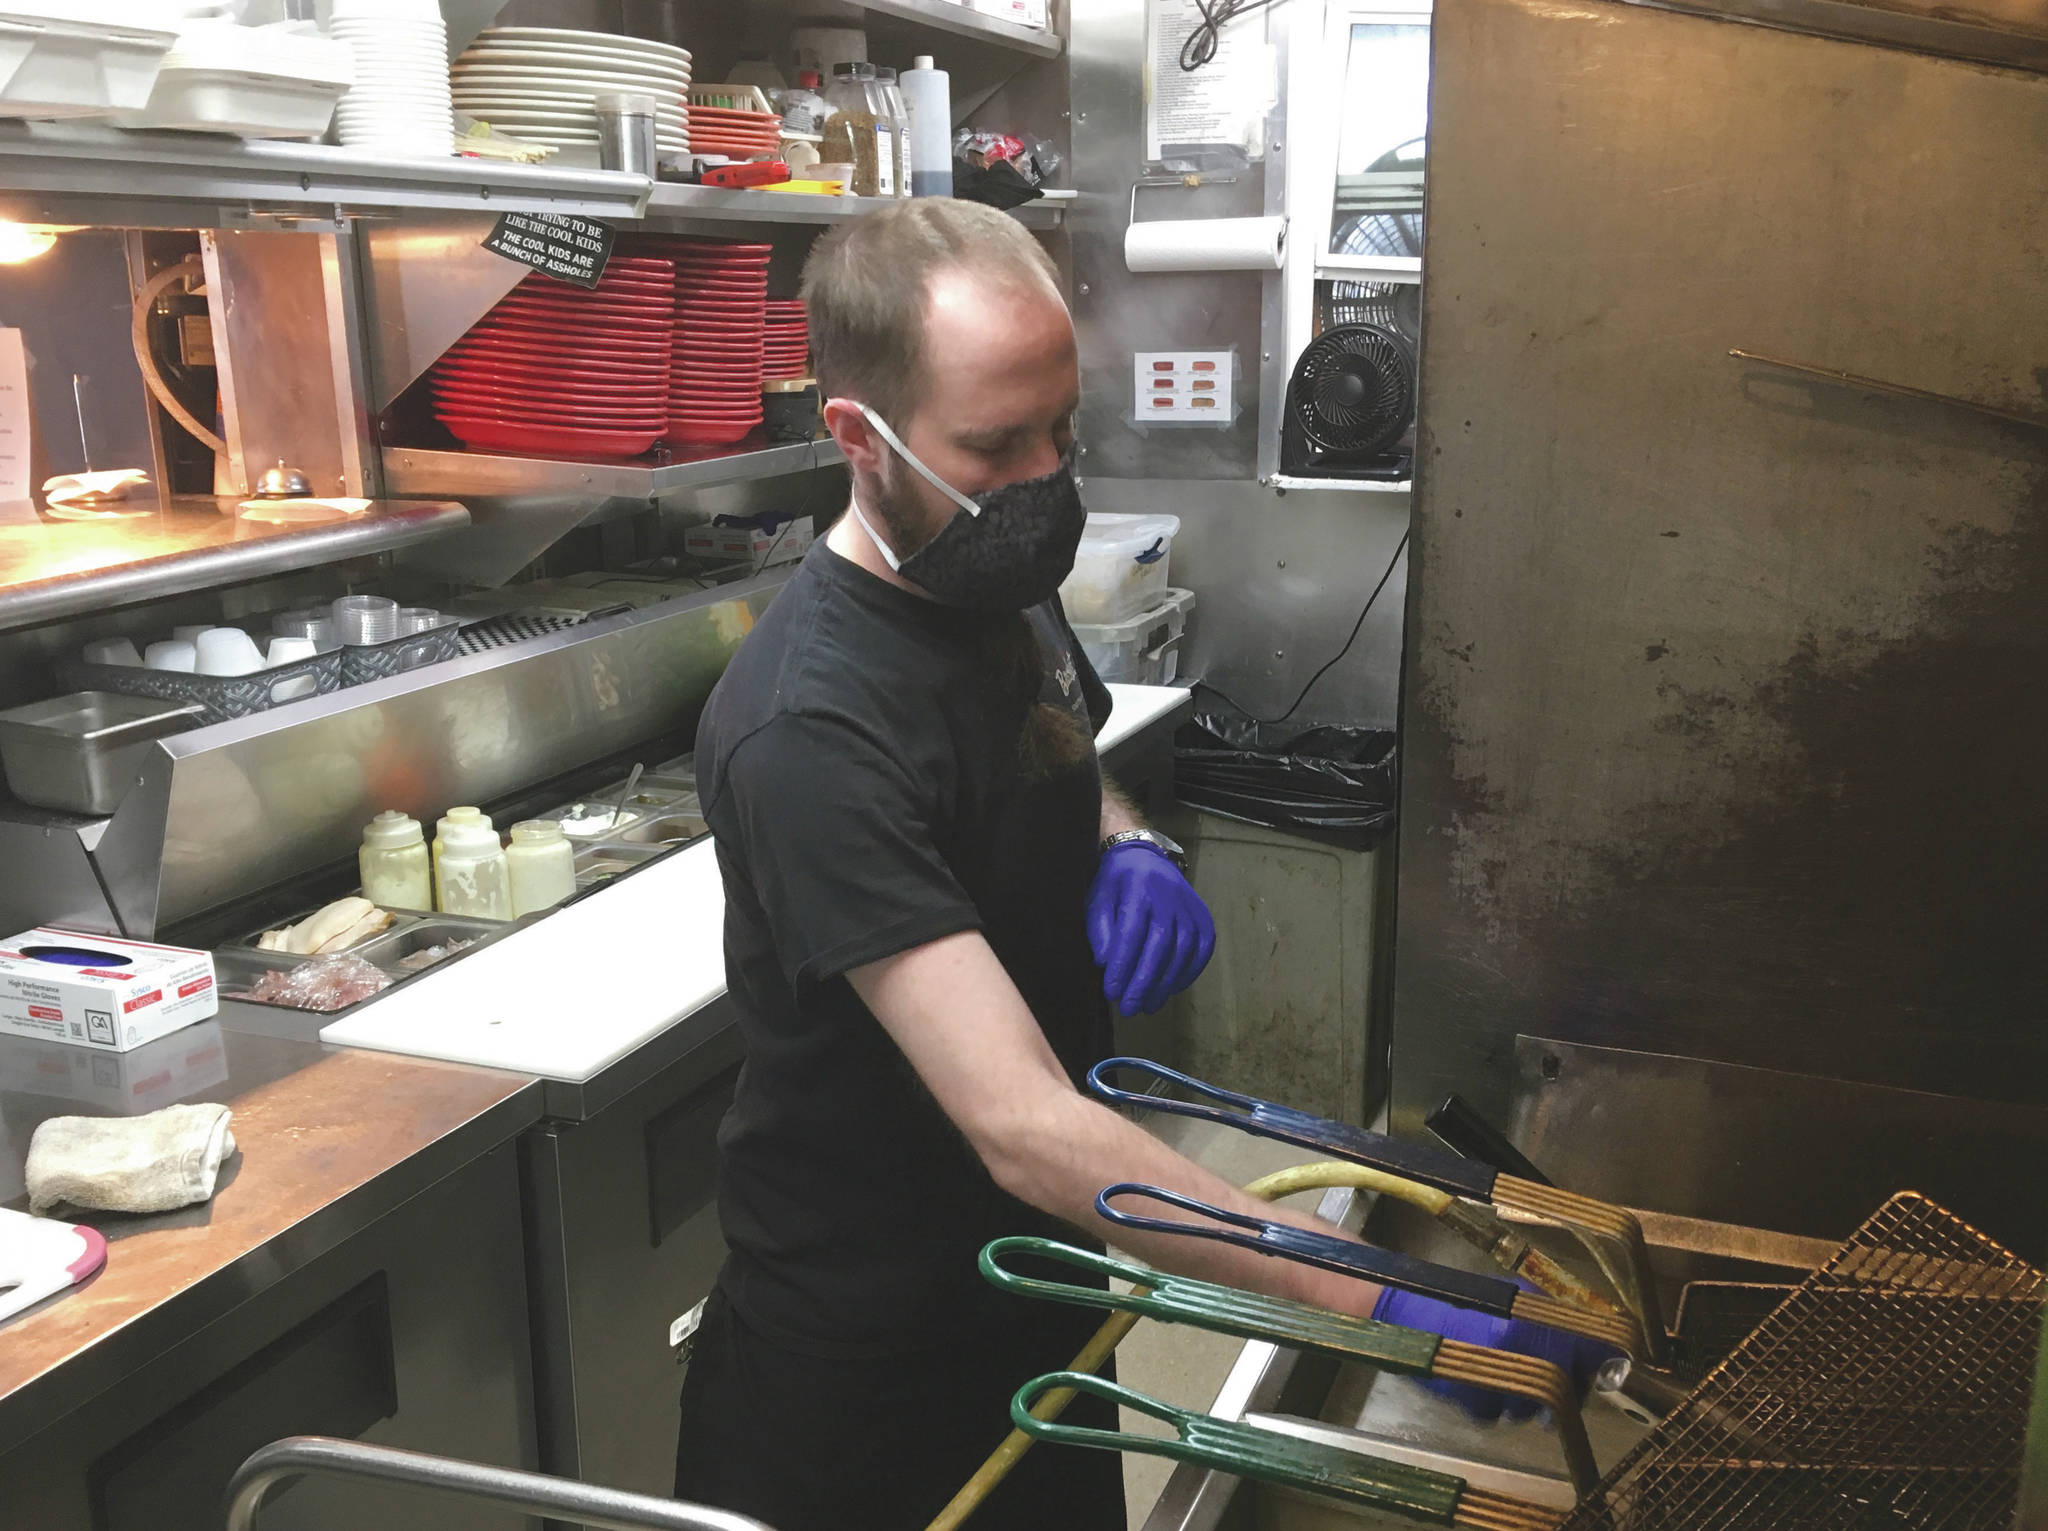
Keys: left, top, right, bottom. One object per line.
{"left": 1054, "top": 654, "right": 1078, "bottom": 698}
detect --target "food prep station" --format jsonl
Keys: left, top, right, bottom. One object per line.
{"left": 1, "top": 0, "right": 2047, "bottom": 1528}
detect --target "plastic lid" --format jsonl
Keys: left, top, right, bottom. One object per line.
{"left": 510, "top": 819, "right": 568, "bottom": 846}
{"left": 832, "top": 60, "right": 876, "bottom": 77}
{"left": 913, "top": 55, "right": 935, "bottom": 71}
{"left": 362, "top": 809, "right": 424, "bottom": 850}
{"left": 438, "top": 805, "right": 489, "bottom": 833}
{"left": 875, "top": 66, "right": 897, "bottom": 81}
{"left": 440, "top": 821, "right": 503, "bottom": 858}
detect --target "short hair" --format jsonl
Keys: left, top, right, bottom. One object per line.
{"left": 800, "top": 199, "right": 1062, "bottom": 426}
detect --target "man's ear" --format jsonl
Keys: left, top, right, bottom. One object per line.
{"left": 823, "top": 398, "right": 887, "bottom": 476}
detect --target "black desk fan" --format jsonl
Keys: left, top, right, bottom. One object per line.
{"left": 1280, "top": 321, "right": 1417, "bottom": 479}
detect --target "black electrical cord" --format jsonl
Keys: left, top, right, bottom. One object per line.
{"left": 1179, "top": 0, "right": 1284, "bottom": 71}
{"left": 1195, "top": 529, "right": 1409, "bottom": 726}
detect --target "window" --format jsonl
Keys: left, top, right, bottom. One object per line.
{"left": 1329, "top": 21, "right": 1430, "bottom": 257}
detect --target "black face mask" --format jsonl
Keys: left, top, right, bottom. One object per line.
{"left": 847, "top": 402, "right": 1088, "bottom": 612}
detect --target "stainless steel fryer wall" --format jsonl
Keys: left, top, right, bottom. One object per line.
{"left": 1392, "top": 0, "right": 2048, "bottom": 1233}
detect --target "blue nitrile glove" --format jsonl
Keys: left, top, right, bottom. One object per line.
{"left": 1086, "top": 841, "right": 1216, "bottom": 1017}
{"left": 1372, "top": 1286, "right": 1618, "bottom": 1422}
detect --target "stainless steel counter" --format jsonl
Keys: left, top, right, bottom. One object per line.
{"left": 0, "top": 1000, "right": 543, "bottom": 1467}
{"left": 0, "top": 497, "right": 469, "bottom": 633}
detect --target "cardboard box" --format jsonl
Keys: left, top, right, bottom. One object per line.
{"left": 969, "top": 0, "right": 1049, "bottom": 27}
{"left": 0, "top": 930, "right": 219, "bottom": 1052}
{"left": 684, "top": 517, "right": 815, "bottom": 567}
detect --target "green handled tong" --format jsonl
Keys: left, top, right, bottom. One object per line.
{"left": 982, "top": 1236, "right": 1598, "bottom": 1495}
{"left": 1010, "top": 1372, "right": 1565, "bottom": 1530}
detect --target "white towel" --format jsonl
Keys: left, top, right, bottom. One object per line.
{"left": 25, "top": 1104, "right": 236, "bottom": 1215}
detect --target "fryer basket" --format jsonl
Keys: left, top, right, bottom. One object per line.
{"left": 1562, "top": 1192, "right": 2043, "bottom": 1531}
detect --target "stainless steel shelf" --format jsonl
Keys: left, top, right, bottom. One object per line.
{"left": 0, "top": 122, "right": 652, "bottom": 222}
{"left": 857, "top": 0, "right": 1063, "bottom": 56}
{"left": 383, "top": 438, "right": 844, "bottom": 500}
{"left": 0, "top": 498, "right": 471, "bottom": 633}
{"left": 642, "top": 183, "right": 1064, "bottom": 227}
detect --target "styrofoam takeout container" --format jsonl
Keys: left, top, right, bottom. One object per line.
{"left": 114, "top": 22, "right": 353, "bottom": 137}
{"left": 0, "top": 4, "right": 177, "bottom": 119}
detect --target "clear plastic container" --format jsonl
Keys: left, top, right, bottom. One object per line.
{"left": 359, "top": 809, "right": 432, "bottom": 911}
{"left": 873, "top": 65, "right": 911, "bottom": 199}
{"left": 1059, "top": 512, "right": 1183, "bottom": 625}
{"left": 436, "top": 820, "right": 511, "bottom": 920}
{"left": 1071, "top": 587, "right": 1195, "bottom": 685}
{"left": 506, "top": 819, "right": 577, "bottom": 917}
{"left": 822, "top": 61, "right": 890, "bottom": 199}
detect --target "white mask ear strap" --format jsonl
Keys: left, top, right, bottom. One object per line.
{"left": 847, "top": 495, "right": 904, "bottom": 573}
{"left": 852, "top": 401, "right": 981, "bottom": 518}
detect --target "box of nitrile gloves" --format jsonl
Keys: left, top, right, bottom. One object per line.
{"left": 0, "top": 930, "right": 218, "bottom": 1052}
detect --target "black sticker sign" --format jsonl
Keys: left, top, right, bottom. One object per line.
{"left": 481, "top": 211, "right": 615, "bottom": 289}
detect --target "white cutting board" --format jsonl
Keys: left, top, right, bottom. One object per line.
{"left": 321, "top": 684, "right": 1191, "bottom": 1081}
{"left": 321, "top": 838, "right": 729, "bottom": 1081}
{"left": 0, "top": 1206, "right": 107, "bottom": 1325}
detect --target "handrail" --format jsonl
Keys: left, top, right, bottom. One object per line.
{"left": 224, "top": 1436, "right": 778, "bottom": 1531}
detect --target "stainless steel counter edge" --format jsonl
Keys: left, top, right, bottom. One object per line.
{"left": 0, "top": 1060, "right": 544, "bottom": 1461}
{"left": 0, "top": 500, "right": 471, "bottom": 633}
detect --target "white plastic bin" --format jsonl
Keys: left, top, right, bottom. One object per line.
{"left": 1061, "top": 511, "right": 1180, "bottom": 626}
{"left": 1073, "top": 586, "right": 1193, "bottom": 685}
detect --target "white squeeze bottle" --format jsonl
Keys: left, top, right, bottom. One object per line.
{"left": 901, "top": 55, "right": 953, "bottom": 199}
{"left": 433, "top": 806, "right": 490, "bottom": 910}
{"left": 437, "top": 819, "right": 512, "bottom": 920}
{"left": 359, "top": 810, "right": 432, "bottom": 911}
{"left": 506, "top": 819, "right": 577, "bottom": 917}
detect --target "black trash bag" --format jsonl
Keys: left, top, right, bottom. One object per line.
{"left": 1174, "top": 707, "right": 1397, "bottom": 852}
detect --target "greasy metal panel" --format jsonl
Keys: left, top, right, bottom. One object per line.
{"left": 1509, "top": 1038, "right": 2048, "bottom": 1255}
{"left": 358, "top": 216, "right": 527, "bottom": 414}
{"left": 1069, "top": 0, "right": 1268, "bottom": 479}
{"left": 1084, "top": 477, "right": 1409, "bottom": 726}
{"left": 1392, "top": 0, "right": 2048, "bottom": 1137}
{"left": 1620, "top": 0, "right": 2048, "bottom": 71}
{"left": 1128, "top": 807, "right": 1380, "bottom": 1126}
{"left": 205, "top": 231, "right": 359, "bottom": 500}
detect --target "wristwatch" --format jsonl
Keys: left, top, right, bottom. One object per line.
{"left": 1101, "top": 828, "right": 1188, "bottom": 870}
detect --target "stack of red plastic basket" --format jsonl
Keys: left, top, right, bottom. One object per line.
{"left": 661, "top": 238, "right": 770, "bottom": 445}
{"left": 762, "top": 299, "right": 810, "bottom": 383}
{"left": 428, "top": 256, "right": 676, "bottom": 457}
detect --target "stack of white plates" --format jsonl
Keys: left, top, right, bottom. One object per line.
{"left": 329, "top": 0, "right": 452, "bottom": 158}
{"left": 450, "top": 26, "right": 691, "bottom": 160}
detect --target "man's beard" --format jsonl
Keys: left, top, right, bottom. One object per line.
{"left": 863, "top": 452, "right": 944, "bottom": 563}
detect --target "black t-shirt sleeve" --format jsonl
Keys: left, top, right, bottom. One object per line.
{"left": 716, "top": 711, "right": 982, "bottom": 987}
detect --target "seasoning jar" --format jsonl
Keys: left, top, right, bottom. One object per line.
{"left": 873, "top": 66, "right": 911, "bottom": 199}
{"left": 436, "top": 820, "right": 512, "bottom": 920}
{"left": 433, "top": 806, "right": 491, "bottom": 909}
{"left": 359, "top": 810, "right": 432, "bottom": 911}
{"left": 506, "top": 819, "right": 577, "bottom": 917}
{"left": 822, "top": 61, "right": 892, "bottom": 199}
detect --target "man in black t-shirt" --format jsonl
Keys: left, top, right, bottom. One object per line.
{"left": 674, "top": 201, "right": 1401, "bottom": 1531}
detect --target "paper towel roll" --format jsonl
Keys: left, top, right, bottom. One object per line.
{"left": 1124, "top": 216, "right": 1287, "bottom": 274}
